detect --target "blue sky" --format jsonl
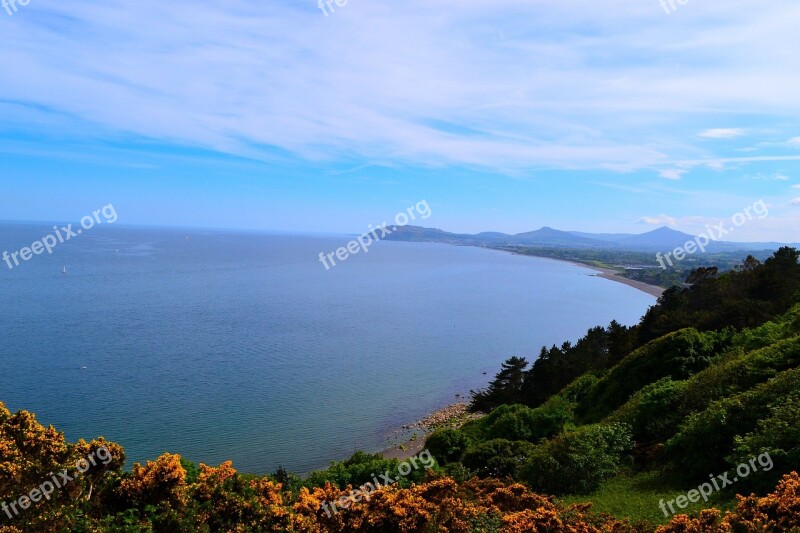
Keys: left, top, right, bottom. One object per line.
{"left": 1, "top": 0, "right": 800, "bottom": 241}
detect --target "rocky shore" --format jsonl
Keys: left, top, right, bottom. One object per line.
{"left": 380, "top": 402, "right": 483, "bottom": 461}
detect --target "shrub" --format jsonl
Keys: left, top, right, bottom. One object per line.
{"left": 666, "top": 368, "right": 800, "bottom": 480}
{"left": 730, "top": 390, "right": 800, "bottom": 492}
{"left": 460, "top": 400, "right": 573, "bottom": 446}
{"left": 520, "top": 423, "right": 633, "bottom": 495}
{"left": 303, "top": 451, "right": 424, "bottom": 490}
{"left": 577, "top": 328, "right": 730, "bottom": 422}
{"left": 426, "top": 429, "right": 471, "bottom": 465}
{"left": 461, "top": 439, "right": 537, "bottom": 479}
{"left": 612, "top": 378, "right": 690, "bottom": 444}
{"left": 556, "top": 372, "right": 600, "bottom": 404}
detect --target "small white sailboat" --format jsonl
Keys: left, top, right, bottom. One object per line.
{"left": 62, "top": 265, "right": 67, "bottom": 274}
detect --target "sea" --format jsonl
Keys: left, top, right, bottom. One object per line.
{"left": 0, "top": 223, "right": 655, "bottom": 474}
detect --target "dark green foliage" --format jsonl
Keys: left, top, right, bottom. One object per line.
{"left": 448, "top": 250, "right": 800, "bottom": 502}
{"left": 470, "top": 356, "right": 528, "bottom": 413}
{"left": 576, "top": 328, "right": 730, "bottom": 422}
{"left": 180, "top": 457, "right": 201, "bottom": 485}
{"left": 665, "top": 368, "right": 800, "bottom": 480}
{"left": 303, "top": 451, "right": 426, "bottom": 490}
{"left": 521, "top": 321, "right": 636, "bottom": 408}
{"left": 521, "top": 423, "right": 634, "bottom": 495}
{"left": 468, "top": 512, "right": 503, "bottom": 533}
{"left": 732, "top": 303, "right": 800, "bottom": 351}
{"left": 461, "top": 439, "right": 537, "bottom": 478}
{"left": 638, "top": 248, "right": 800, "bottom": 343}
{"left": 609, "top": 329, "right": 800, "bottom": 448}
{"left": 613, "top": 378, "right": 690, "bottom": 444}
{"left": 730, "top": 390, "right": 800, "bottom": 492}
{"left": 474, "top": 250, "right": 800, "bottom": 419}
{"left": 426, "top": 428, "right": 471, "bottom": 465}
{"left": 673, "top": 334, "right": 800, "bottom": 421}
{"left": 442, "top": 461, "right": 472, "bottom": 483}
{"left": 555, "top": 372, "right": 600, "bottom": 404}
{"left": 460, "top": 400, "right": 573, "bottom": 444}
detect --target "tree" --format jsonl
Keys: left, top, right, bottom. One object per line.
{"left": 470, "top": 357, "right": 528, "bottom": 413}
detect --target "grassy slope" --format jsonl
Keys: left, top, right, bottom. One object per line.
{"left": 559, "top": 304, "right": 800, "bottom": 525}
{"left": 560, "top": 470, "right": 738, "bottom": 526}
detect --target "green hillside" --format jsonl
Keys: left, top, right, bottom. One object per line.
{"left": 427, "top": 247, "right": 800, "bottom": 525}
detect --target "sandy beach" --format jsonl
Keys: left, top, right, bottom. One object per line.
{"left": 588, "top": 266, "right": 666, "bottom": 298}
{"left": 499, "top": 250, "right": 666, "bottom": 299}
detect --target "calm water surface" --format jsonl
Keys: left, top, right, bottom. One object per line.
{"left": 0, "top": 224, "right": 655, "bottom": 473}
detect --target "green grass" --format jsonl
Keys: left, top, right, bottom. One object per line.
{"left": 559, "top": 470, "right": 737, "bottom": 526}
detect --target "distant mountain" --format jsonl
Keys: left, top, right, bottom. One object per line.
{"left": 511, "top": 227, "right": 610, "bottom": 247}
{"left": 616, "top": 227, "right": 697, "bottom": 251}
{"left": 569, "top": 231, "right": 636, "bottom": 242}
{"left": 385, "top": 224, "right": 789, "bottom": 253}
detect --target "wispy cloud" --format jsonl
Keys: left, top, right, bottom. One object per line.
{"left": 1, "top": 0, "right": 800, "bottom": 175}
{"left": 699, "top": 128, "right": 746, "bottom": 139}
{"left": 744, "top": 172, "right": 790, "bottom": 181}
{"left": 638, "top": 214, "right": 677, "bottom": 226}
{"left": 659, "top": 169, "right": 687, "bottom": 180}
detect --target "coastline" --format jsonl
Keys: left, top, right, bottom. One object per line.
{"left": 587, "top": 266, "right": 665, "bottom": 298}
{"left": 377, "top": 251, "right": 663, "bottom": 463}
{"left": 380, "top": 403, "right": 482, "bottom": 461}
{"left": 497, "top": 249, "right": 665, "bottom": 299}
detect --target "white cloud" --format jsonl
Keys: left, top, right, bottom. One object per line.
{"left": 638, "top": 214, "right": 677, "bottom": 226}
{"left": 791, "top": 198, "right": 800, "bottom": 206}
{"left": 745, "top": 172, "right": 790, "bottom": 181}
{"left": 1, "top": 0, "right": 800, "bottom": 173}
{"left": 659, "top": 169, "right": 686, "bottom": 180}
{"left": 792, "top": 184, "right": 800, "bottom": 189}
{"left": 787, "top": 137, "right": 800, "bottom": 148}
{"left": 698, "top": 128, "right": 746, "bottom": 139}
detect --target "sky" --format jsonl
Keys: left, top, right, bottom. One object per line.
{"left": 1, "top": 0, "right": 800, "bottom": 241}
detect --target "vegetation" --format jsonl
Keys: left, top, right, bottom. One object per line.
{"left": 436, "top": 248, "right": 800, "bottom": 524}
{"left": 496, "top": 245, "right": 777, "bottom": 289}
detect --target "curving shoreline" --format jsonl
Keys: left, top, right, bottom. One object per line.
{"left": 588, "top": 266, "right": 665, "bottom": 298}
{"left": 377, "top": 255, "right": 663, "bottom": 463}
{"left": 380, "top": 403, "right": 482, "bottom": 461}
{"left": 503, "top": 250, "right": 666, "bottom": 299}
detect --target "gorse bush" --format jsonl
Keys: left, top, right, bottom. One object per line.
{"left": 3, "top": 398, "right": 799, "bottom": 532}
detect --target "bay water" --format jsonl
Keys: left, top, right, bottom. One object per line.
{"left": 0, "top": 223, "right": 655, "bottom": 473}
